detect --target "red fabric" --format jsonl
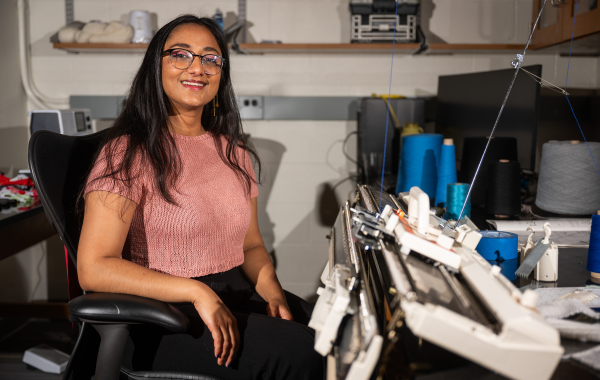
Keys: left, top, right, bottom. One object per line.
{"left": 0, "top": 174, "right": 34, "bottom": 187}
{"left": 65, "top": 246, "right": 83, "bottom": 300}
{"left": 84, "top": 132, "right": 259, "bottom": 278}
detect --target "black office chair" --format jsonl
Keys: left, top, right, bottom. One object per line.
{"left": 29, "top": 130, "right": 221, "bottom": 380}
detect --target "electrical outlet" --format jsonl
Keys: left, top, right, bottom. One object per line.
{"left": 238, "top": 96, "right": 264, "bottom": 120}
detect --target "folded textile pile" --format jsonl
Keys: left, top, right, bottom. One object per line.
{"left": 58, "top": 21, "right": 134, "bottom": 43}
{"left": 537, "top": 296, "right": 600, "bottom": 371}
{"left": 0, "top": 173, "right": 39, "bottom": 210}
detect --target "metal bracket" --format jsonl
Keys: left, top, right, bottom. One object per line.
{"left": 350, "top": 208, "right": 394, "bottom": 248}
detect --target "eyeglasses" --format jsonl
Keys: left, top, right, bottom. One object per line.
{"left": 161, "top": 48, "right": 225, "bottom": 75}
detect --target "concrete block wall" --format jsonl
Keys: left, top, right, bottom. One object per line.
{"left": 19, "top": 0, "right": 600, "bottom": 299}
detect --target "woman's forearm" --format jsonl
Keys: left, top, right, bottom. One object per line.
{"left": 79, "top": 191, "right": 218, "bottom": 305}
{"left": 78, "top": 255, "right": 215, "bottom": 304}
{"left": 240, "top": 246, "right": 286, "bottom": 302}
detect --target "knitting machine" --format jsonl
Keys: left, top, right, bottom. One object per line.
{"left": 309, "top": 184, "right": 563, "bottom": 380}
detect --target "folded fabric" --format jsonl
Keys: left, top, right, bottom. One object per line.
{"left": 563, "top": 345, "right": 600, "bottom": 371}
{"left": 88, "top": 21, "right": 134, "bottom": 43}
{"left": 537, "top": 298, "right": 600, "bottom": 320}
{"left": 537, "top": 298, "right": 600, "bottom": 342}
{"left": 57, "top": 21, "right": 85, "bottom": 43}
{"left": 74, "top": 22, "right": 108, "bottom": 43}
{"left": 546, "top": 318, "right": 600, "bottom": 342}
{"left": 58, "top": 21, "right": 134, "bottom": 43}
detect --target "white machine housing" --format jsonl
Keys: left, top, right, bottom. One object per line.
{"left": 30, "top": 109, "right": 93, "bottom": 136}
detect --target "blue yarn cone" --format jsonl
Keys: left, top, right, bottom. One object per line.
{"left": 587, "top": 214, "right": 600, "bottom": 274}
{"left": 446, "top": 183, "right": 470, "bottom": 220}
{"left": 396, "top": 134, "right": 443, "bottom": 201}
{"left": 436, "top": 143, "right": 457, "bottom": 207}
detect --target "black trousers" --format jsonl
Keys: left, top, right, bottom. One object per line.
{"left": 121, "top": 267, "right": 325, "bottom": 380}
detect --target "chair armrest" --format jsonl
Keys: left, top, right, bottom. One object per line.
{"left": 68, "top": 293, "right": 189, "bottom": 333}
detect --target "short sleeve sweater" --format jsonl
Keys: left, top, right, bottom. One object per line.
{"left": 84, "top": 132, "right": 259, "bottom": 278}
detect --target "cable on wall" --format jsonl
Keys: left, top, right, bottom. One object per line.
{"left": 17, "top": 0, "right": 69, "bottom": 109}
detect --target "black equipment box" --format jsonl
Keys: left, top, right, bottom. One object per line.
{"left": 357, "top": 97, "right": 425, "bottom": 191}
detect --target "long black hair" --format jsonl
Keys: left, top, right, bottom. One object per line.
{"left": 84, "top": 15, "right": 260, "bottom": 209}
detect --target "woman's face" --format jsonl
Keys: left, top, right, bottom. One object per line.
{"left": 161, "top": 23, "right": 222, "bottom": 114}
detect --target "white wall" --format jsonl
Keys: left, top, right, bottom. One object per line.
{"left": 22, "top": 0, "right": 600, "bottom": 299}
{"left": 0, "top": 242, "right": 48, "bottom": 302}
{"left": 0, "top": 0, "right": 29, "bottom": 173}
{"left": 0, "top": 0, "right": 53, "bottom": 304}
{"left": 0, "top": 0, "right": 27, "bottom": 129}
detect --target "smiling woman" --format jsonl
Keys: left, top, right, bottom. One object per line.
{"left": 75, "top": 14, "right": 324, "bottom": 380}
{"left": 160, "top": 24, "right": 223, "bottom": 121}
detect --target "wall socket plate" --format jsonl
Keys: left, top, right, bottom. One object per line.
{"left": 237, "top": 96, "right": 264, "bottom": 120}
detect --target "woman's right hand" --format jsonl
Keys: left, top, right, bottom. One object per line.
{"left": 193, "top": 290, "right": 239, "bottom": 367}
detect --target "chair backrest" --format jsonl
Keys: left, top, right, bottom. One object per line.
{"left": 28, "top": 129, "right": 109, "bottom": 275}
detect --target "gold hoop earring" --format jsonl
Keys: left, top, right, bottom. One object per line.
{"left": 213, "top": 94, "right": 219, "bottom": 117}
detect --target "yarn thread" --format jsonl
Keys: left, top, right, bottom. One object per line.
{"left": 452, "top": 0, "right": 549, "bottom": 227}
{"left": 536, "top": 141, "right": 600, "bottom": 215}
{"left": 378, "top": 0, "right": 399, "bottom": 210}
{"left": 395, "top": 133, "right": 443, "bottom": 202}
{"left": 435, "top": 141, "right": 457, "bottom": 207}
{"left": 487, "top": 161, "right": 521, "bottom": 215}
{"left": 445, "top": 183, "right": 470, "bottom": 220}
{"left": 587, "top": 213, "right": 600, "bottom": 275}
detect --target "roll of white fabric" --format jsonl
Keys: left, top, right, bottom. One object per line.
{"left": 536, "top": 140, "right": 600, "bottom": 215}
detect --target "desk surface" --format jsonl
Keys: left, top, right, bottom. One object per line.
{"left": 0, "top": 201, "right": 43, "bottom": 227}
{"left": 0, "top": 203, "right": 56, "bottom": 261}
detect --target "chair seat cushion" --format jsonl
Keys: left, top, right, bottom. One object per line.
{"left": 69, "top": 293, "right": 189, "bottom": 333}
{"left": 122, "top": 367, "right": 222, "bottom": 380}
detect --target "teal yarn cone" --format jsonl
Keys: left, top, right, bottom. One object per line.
{"left": 395, "top": 133, "right": 443, "bottom": 201}
{"left": 446, "top": 183, "right": 470, "bottom": 220}
{"left": 435, "top": 139, "right": 457, "bottom": 207}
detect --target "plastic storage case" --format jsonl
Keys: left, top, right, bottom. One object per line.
{"left": 350, "top": 0, "right": 420, "bottom": 43}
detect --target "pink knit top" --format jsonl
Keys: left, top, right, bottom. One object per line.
{"left": 84, "top": 132, "right": 258, "bottom": 278}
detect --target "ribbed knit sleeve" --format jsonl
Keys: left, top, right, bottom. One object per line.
{"left": 84, "top": 137, "right": 145, "bottom": 204}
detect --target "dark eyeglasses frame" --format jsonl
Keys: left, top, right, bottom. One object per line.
{"left": 161, "top": 48, "right": 226, "bottom": 75}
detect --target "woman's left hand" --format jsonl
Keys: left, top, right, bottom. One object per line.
{"left": 267, "top": 298, "right": 293, "bottom": 320}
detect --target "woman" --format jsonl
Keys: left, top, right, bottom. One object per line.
{"left": 78, "top": 14, "right": 323, "bottom": 379}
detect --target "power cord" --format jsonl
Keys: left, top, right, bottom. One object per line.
{"left": 332, "top": 175, "right": 358, "bottom": 191}
{"left": 342, "top": 131, "right": 358, "bottom": 164}
{"left": 29, "top": 249, "right": 45, "bottom": 302}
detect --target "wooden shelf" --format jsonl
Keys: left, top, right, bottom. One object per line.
{"left": 241, "top": 43, "right": 526, "bottom": 54}
{"left": 54, "top": 43, "right": 149, "bottom": 53}
{"left": 54, "top": 42, "right": 529, "bottom": 55}
{"left": 240, "top": 43, "right": 420, "bottom": 54}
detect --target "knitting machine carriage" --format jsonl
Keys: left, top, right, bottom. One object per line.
{"left": 309, "top": 184, "right": 563, "bottom": 380}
